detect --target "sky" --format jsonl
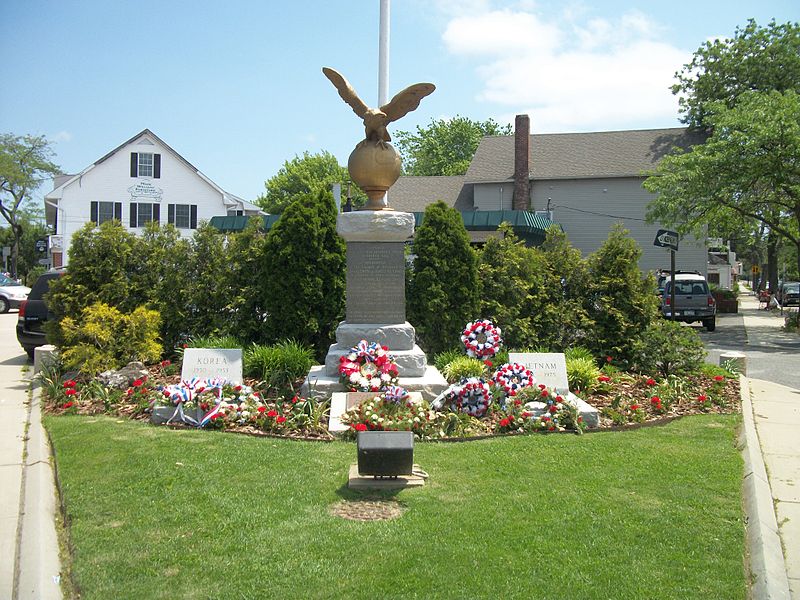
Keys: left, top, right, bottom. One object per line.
{"left": 1, "top": 0, "right": 797, "bottom": 204}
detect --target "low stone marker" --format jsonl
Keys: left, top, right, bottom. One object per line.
{"left": 181, "top": 348, "right": 243, "bottom": 384}
{"left": 508, "top": 352, "right": 599, "bottom": 427}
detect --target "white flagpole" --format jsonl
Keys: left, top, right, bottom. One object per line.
{"left": 378, "top": 0, "right": 390, "bottom": 106}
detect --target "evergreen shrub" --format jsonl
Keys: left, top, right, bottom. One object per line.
{"left": 632, "top": 319, "right": 705, "bottom": 377}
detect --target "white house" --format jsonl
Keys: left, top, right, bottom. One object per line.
{"left": 44, "top": 129, "right": 263, "bottom": 266}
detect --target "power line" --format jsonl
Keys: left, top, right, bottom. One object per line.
{"left": 550, "top": 203, "right": 648, "bottom": 222}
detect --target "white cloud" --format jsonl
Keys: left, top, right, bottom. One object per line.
{"left": 52, "top": 131, "right": 72, "bottom": 143}
{"left": 442, "top": 6, "right": 689, "bottom": 131}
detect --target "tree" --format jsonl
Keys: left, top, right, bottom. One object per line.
{"left": 259, "top": 190, "right": 345, "bottom": 359}
{"left": 0, "top": 213, "right": 51, "bottom": 282}
{"left": 646, "top": 90, "right": 800, "bottom": 277}
{"left": 407, "top": 201, "right": 478, "bottom": 355}
{"left": 395, "top": 116, "right": 512, "bottom": 176}
{"left": 256, "top": 150, "right": 365, "bottom": 214}
{"left": 0, "top": 134, "right": 60, "bottom": 277}
{"left": 673, "top": 19, "right": 800, "bottom": 130}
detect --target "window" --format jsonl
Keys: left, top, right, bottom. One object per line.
{"left": 90, "top": 201, "right": 122, "bottom": 226}
{"left": 168, "top": 203, "right": 197, "bottom": 229}
{"left": 130, "top": 203, "right": 160, "bottom": 227}
{"left": 130, "top": 152, "right": 161, "bottom": 178}
{"left": 227, "top": 209, "right": 244, "bottom": 216}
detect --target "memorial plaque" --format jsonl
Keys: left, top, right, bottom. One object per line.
{"left": 508, "top": 352, "right": 569, "bottom": 392}
{"left": 181, "top": 348, "right": 243, "bottom": 384}
{"left": 346, "top": 242, "right": 405, "bottom": 324}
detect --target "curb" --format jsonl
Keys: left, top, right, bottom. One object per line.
{"left": 740, "top": 375, "right": 792, "bottom": 600}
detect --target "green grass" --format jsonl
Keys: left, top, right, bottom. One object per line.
{"left": 45, "top": 415, "right": 746, "bottom": 600}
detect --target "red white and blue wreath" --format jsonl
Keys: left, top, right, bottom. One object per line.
{"left": 435, "top": 377, "right": 492, "bottom": 418}
{"left": 338, "top": 339, "right": 400, "bottom": 392}
{"left": 493, "top": 362, "right": 536, "bottom": 397}
{"left": 461, "top": 319, "right": 503, "bottom": 359}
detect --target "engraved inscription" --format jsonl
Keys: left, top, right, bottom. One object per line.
{"left": 346, "top": 242, "right": 405, "bottom": 324}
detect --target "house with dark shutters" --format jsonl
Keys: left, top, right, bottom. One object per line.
{"left": 44, "top": 129, "right": 262, "bottom": 267}
{"left": 389, "top": 115, "right": 710, "bottom": 275}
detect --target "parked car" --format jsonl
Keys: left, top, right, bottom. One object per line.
{"left": 16, "top": 270, "right": 65, "bottom": 359}
{"left": 661, "top": 273, "right": 717, "bottom": 331}
{"left": 0, "top": 273, "right": 31, "bottom": 313}
{"left": 778, "top": 281, "right": 800, "bottom": 307}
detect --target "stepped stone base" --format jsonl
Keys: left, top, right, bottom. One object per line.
{"left": 301, "top": 365, "right": 448, "bottom": 402}
{"left": 334, "top": 321, "right": 416, "bottom": 351}
{"left": 325, "top": 343, "right": 428, "bottom": 377}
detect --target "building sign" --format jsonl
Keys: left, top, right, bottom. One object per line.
{"left": 128, "top": 180, "right": 163, "bottom": 202}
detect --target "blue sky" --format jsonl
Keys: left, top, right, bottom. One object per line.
{"left": 1, "top": 0, "right": 797, "bottom": 204}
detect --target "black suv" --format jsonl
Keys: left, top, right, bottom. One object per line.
{"left": 17, "top": 270, "right": 65, "bottom": 359}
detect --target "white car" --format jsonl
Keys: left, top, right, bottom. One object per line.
{"left": 0, "top": 274, "right": 31, "bottom": 313}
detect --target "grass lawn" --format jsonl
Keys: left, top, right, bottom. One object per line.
{"left": 46, "top": 414, "right": 745, "bottom": 600}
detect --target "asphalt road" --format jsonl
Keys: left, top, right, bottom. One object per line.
{"left": 697, "top": 295, "right": 800, "bottom": 388}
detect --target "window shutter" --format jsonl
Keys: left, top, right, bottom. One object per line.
{"left": 190, "top": 205, "right": 198, "bottom": 229}
{"left": 114, "top": 202, "right": 122, "bottom": 221}
{"left": 152, "top": 204, "right": 160, "bottom": 223}
{"left": 168, "top": 204, "right": 175, "bottom": 225}
{"left": 90, "top": 201, "right": 98, "bottom": 225}
{"left": 130, "top": 153, "right": 138, "bottom": 177}
{"left": 153, "top": 153, "right": 161, "bottom": 178}
{"left": 130, "top": 203, "right": 138, "bottom": 228}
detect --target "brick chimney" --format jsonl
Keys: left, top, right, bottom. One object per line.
{"left": 512, "top": 114, "right": 531, "bottom": 211}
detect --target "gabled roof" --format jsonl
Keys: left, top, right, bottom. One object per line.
{"left": 388, "top": 175, "right": 473, "bottom": 212}
{"left": 465, "top": 127, "right": 709, "bottom": 183}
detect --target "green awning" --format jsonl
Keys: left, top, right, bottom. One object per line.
{"left": 210, "top": 210, "right": 560, "bottom": 243}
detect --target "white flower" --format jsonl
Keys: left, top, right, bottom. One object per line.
{"left": 349, "top": 373, "right": 360, "bottom": 383}
{"left": 371, "top": 414, "right": 378, "bottom": 421}
{"left": 241, "top": 411, "right": 250, "bottom": 418}
{"left": 380, "top": 373, "right": 390, "bottom": 382}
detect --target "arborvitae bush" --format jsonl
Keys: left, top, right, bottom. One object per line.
{"left": 227, "top": 217, "right": 267, "bottom": 345}
{"left": 632, "top": 319, "right": 705, "bottom": 377}
{"left": 407, "top": 201, "right": 478, "bottom": 355}
{"left": 583, "top": 225, "right": 660, "bottom": 367}
{"left": 260, "top": 190, "right": 345, "bottom": 360}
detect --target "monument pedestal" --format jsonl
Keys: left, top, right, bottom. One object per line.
{"left": 303, "top": 210, "right": 447, "bottom": 401}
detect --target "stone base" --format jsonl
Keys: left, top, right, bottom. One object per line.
{"left": 325, "top": 343, "right": 428, "bottom": 377}
{"left": 348, "top": 464, "right": 426, "bottom": 490}
{"left": 302, "top": 364, "right": 448, "bottom": 403}
{"left": 334, "top": 321, "right": 416, "bottom": 351}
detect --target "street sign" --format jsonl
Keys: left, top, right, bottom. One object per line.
{"left": 751, "top": 265, "right": 760, "bottom": 275}
{"left": 35, "top": 238, "right": 48, "bottom": 253}
{"left": 653, "top": 229, "right": 679, "bottom": 251}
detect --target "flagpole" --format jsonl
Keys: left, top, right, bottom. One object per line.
{"left": 378, "top": 0, "right": 390, "bottom": 106}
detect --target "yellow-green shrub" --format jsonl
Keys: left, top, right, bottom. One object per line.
{"left": 60, "top": 303, "right": 162, "bottom": 375}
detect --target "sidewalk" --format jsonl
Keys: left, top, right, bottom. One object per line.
{"left": 0, "top": 323, "right": 62, "bottom": 600}
{"left": 738, "top": 290, "right": 800, "bottom": 599}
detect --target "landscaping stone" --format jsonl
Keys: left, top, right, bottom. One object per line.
{"left": 98, "top": 361, "right": 149, "bottom": 389}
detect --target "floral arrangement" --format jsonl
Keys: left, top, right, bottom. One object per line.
{"left": 435, "top": 377, "right": 492, "bottom": 417}
{"left": 492, "top": 362, "right": 535, "bottom": 398}
{"left": 341, "top": 389, "right": 432, "bottom": 433}
{"left": 337, "top": 340, "right": 400, "bottom": 392}
{"left": 461, "top": 319, "right": 503, "bottom": 359}
{"left": 496, "top": 384, "right": 584, "bottom": 433}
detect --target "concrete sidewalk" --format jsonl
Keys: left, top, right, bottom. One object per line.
{"left": 0, "top": 330, "right": 62, "bottom": 599}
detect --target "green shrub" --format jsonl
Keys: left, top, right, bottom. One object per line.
{"left": 433, "top": 348, "right": 465, "bottom": 373}
{"left": 60, "top": 303, "right": 162, "bottom": 375}
{"left": 566, "top": 356, "right": 601, "bottom": 393}
{"left": 632, "top": 320, "right": 705, "bottom": 377}
{"left": 698, "top": 363, "right": 735, "bottom": 379}
{"left": 244, "top": 340, "right": 314, "bottom": 391}
{"left": 407, "top": 201, "right": 478, "bottom": 355}
{"left": 259, "top": 190, "right": 345, "bottom": 360}
{"left": 187, "top": 335, "right": 242, "bottom": 349}
{"left": 442, "top": 356, "right": 486, "bottom": 383}
{"left": 564, "top": 346, "right": 594, "bottom": 362}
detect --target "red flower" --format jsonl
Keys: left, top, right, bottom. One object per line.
{"left": 549, "top": 405, "right": 558, "bottom": 413}
{"left": 62, "top": 401, "right": 74, "bottom": 409}
{"left": 698, "top": 394, "right": 707, "bottom": 402}
{"left": 577, "top": 416, "right": 583, "bottom": 423}
{"left": 163, "top": 390, "right": 171, "bottom": 398}
{"left": 499, "top": 418, "right": 510, "bottom": 427}
{"left": 276, "top": 416, "right": 287, "bottom": 424}
{"left": 211, "top": 413, "right": 222, "bottom": 420}
{"left": 257, "top": 406, "right": 266, "bottom": 414}
{"left": 200, "top": 402, "right": 209, "bottom": 411}
{"left": 160, "top": 360, "right": 171, "bottom": 367}
{"left": 354, "top": 423, "right": 367, "bottom": 431}
{"left": 713, "top": 375, "right": 724, "bottom": 382}
{"left": 267, "top": 409, "right": 278, "bottom": 418}
{"left": 606, "top": 356, "right": 613, "bottom": 363}
{"left": 555, "top": 395, "right": 563, "bottom": 403}
{"left": 234, "top": 385, "right": 242, "bottom": 392}
{"left": 598, "top": 375, "right": 611, "bottom": 382}
{"left": 291, "top": 396, "right": 299, "bottom": 404}
{"left": 484, "top": 360, "right": 493, "bottom": 368}
{"left": 646, "top": 378, "right": 656, "bottom": 386}
{"left": 541, "top": 390, "right": 549, "bottom": 398}
{"left": 133, "top": 378, "right": 144, "bottom": 387}
{"left": 508, "top": 414, "right": 515, "bottom": 421}
{"left": 630, "top": 404, "right": 640, "bottom": 411}
{"left": 63, "top": 380, "right": 76, "bottom": 388}
{"left": 538, "top": 384, "right": 546, "bottom": 390}
{"left": 650, "top": 396, "right": 661, "bottom": 404}
{"left": 64, "top": 389, "right": 77, "bottom": 397}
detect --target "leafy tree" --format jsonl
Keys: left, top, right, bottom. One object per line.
{"left": 673, "top": 19, "right": 800, "bottom": 129}
{"left": 395, "top": 116, "right": 512, "bottom": 176}
{"left": 646, "top": 90, "right": 800, "bottom": 277}
{"left": 407, "top": 201, "right": 478, "bottom": 354}
{"left": 0, "top": 133, "right": 60, "bottom": 277}
{"left": 0, "top": 214, "right": 51, "bottom": 280}
{"left": 226, "top": 217, "right": 267, "bottom": 345}
{"left": 583, "top": 226, "right": 660, "bottom": 367}
{"left": 260, "top": 190, "right": 345, "bottom": 359}
{"left": 256, "top": 151, "right": 365, "bottom": 214}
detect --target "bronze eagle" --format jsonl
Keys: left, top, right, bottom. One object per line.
{"left": 322, "top": 67, "right": 435, "bottom": 143}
